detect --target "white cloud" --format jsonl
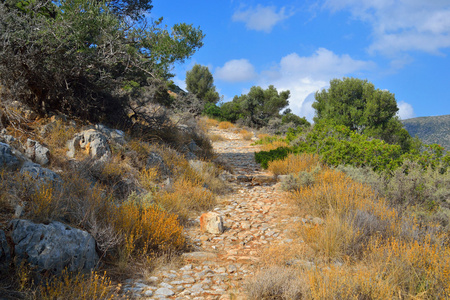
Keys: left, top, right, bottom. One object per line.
{"left": 215, "top": 59, "right": 257, "bottom": 82}
{"left": 323, "top": 0, "right": 450, "bottom": 55}
{"left": 259, "top": 48, "right": 373, "bottom": 121}
{"left": 232, "top": 5, "right": 294, "bottom": 33}
{"left": 397, "top": 100, "right": 415, "bottom": 120}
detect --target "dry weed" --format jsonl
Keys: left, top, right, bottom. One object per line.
{"left": 209, "top": 134, "right": 225, "bottom": 142}
{"left": 239, "top": 129, "right": 253, "bottom": 140}
{"left": 260, "top": 140, "right": 289, "bottom": 151}
{"left": 218, "top": 121, "right": 234, "bottom": 129}
{"left": 36, "top": 270, "right": 121, "bottom": 300}
{"left": 154, "top": 179, "right": 215, "bottom": 222}
{"left": 268, "top": 153, "right": 320, "bottom": 175}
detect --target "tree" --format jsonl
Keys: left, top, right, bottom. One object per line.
{"left": 313, "top": 77, "right": 412, "bottom": 151}
{"left": 0, "top": 0, "right": 204, "bottom": 124}
{"left": 224, "top": 85, "right": 290, "bottom": 127}
{"left": 185, "top": 64, "right": 220, "bottom": 104}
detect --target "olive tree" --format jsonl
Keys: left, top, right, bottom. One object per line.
{"left": 313, "top": 77, "right": 412, "bottom": 151}
{"left": 185, "top": 64, "right": 220, "bottom": 104}
{"left": 0, "top": 0, "right": 204, "bottom": 124}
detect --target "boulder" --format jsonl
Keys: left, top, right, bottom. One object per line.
{"left": 252, "top": 174, "right": 277, "bottom": 185}
{"left": 0, "top": 129, "right": 15, "bottom": 144}
{"left": 25, "top": 139, "right": 50, "bottom": 166}
{"left": 67, "top": 129, "right": 110, "bottom": 161}
{"left": 0, "top": 230, "right": 11, "bottom": 269}
{"left": 11, "top": 219, "right": 99, "bottom": 274}
{"left": 200, "top": 212, "right": 224, "bottom": 234}
{"left": 0, "top": 142, "right": 20, "bottom": 170}
{"left": 94, "top": 124, "right": 126, "bottom": 145}
{"left": 147, "top": 152, "right": 171, "bottom": 176}
{"left": 20, "top": 162, "right": 61, "bottom": 185}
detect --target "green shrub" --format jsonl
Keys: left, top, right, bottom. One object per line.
{"left": 254, "top": 147, "right": 293, "bottom": 169}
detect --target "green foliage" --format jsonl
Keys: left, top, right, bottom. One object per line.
{"left": 203, "top": 102, "right": 222, "bottom": 119}
{"left": 254, "top": 147, "right": 293, "bottom": 169}
{"left": 313, "top": 77, "right": 412, "bottom": 151}
{"left": 185, "top": 64, "right": 220, "bottom": 103}
{"left": 257, "top": 120, "right": 450, "bottom": 175}
{"left": 281, "top": 110, "right": 310, "bottom": 127}
{"left": 218, "top": 85, "right": 292, "bottom": 128}
{"left": 0, "top": 0, "right": 204, "bottom": 124}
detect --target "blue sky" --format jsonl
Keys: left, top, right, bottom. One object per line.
{"left": 150, "top": 0, "right": 450, "bottom": 121}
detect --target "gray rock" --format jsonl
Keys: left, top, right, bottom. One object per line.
{"left": 20, "top": 162, "right": 61, "bottom": 185}
{"left": 11, "top": 219, "right": 99, "bottom": 274}
{"left": 67, "top": 129, "right": 110, "bottom": 161}
{"left": 95, "top": 124, "right": 126, "bottom": 145}
{"left": 0, "top": 129, "right": 15, "bottom": 143}
{"left": 0, "top": 230, "right": 11, "bottom": 268}
{"left": 147, "top": 152, "right": 171, "bottom": 176}
{"left": 25, "top": 139, "right": 50, "bottom": 166}
{"left": 155, "top": 287, "right": 175, "bottom": 296}
{"left": 0, "top": 142, "right": 20, "bottom": 170}
{"left": 236, "top": 175, "right": 252, "bottom": 182}
{"left": 187, "top": 140, "right": 201, "bottom": 152}
{"left": 182, "top": 252, "right": 218, "bottom": 261}
{"left": 200, "top": 212, "right": 224, "bottom": 234}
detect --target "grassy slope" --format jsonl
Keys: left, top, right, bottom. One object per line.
{"left": 402, "top": 114, "right": 450, "bottom": 150}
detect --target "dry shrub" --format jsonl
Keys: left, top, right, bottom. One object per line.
{"left": 36, "top": 270, "right": 121, "bottom": 300}
{"left": 42, "top": 119, "right": 77, "bottom": 157}
{"left": 209, "top": 133, "right": 225, "bottom": 142}
{"left": 268, "top": 153, "right": 320, "bottom": 175}
{"left": 257, "top": 133, "right": 270, "bottom": 140}
{"left": 138, "top": 167, "right": 158, "bottom": 191}
{"left": 245, "top": 266, "right": 305, "bottom": 300}
{"left": 305, "top": 264, "right": 393, "bottom": 300}
{"left": 200, "top": 117, "right": 219, "bottom": 129}
{"left": 218, "top": 121, "right": 234, "bottom": 129}
{"left": 154, "top": 179, "right": 215, "bottom": 222}
{"left": 27, "top": 183, "right": 62, "bottom": 223}
{"left": 239, "top": 129, "right": 253, "bottom": 140}
{"left": 305, "top": 235, "right": 450, "bottom": 300}
{"left": 299, "top": 214, "right": 360, "bottom": 261}
{"left": 112, "top": 201, "right": 185, "bottom": 259}
{"left": 291, "top": 170, "right": 394, "bottom": 219}
{"left": 260, "top": 140, "right": 289, "bottom": 151}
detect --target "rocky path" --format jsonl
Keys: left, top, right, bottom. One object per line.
{"left": 124, "top": 128, "right": 298, "bottom": 299}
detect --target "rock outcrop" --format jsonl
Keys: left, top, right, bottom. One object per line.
{"left": 11, "top": 219, "right": 99, "bottom": 274}
{"left": 0, "top": 230, "right": 11, "bottom": 269}
{"left": 20, "top": 162, "right": 61, "bottom": 185}
{"left": 0, "top": 142, "right": 20, "bottom": 170}
{"left": 200, "top": 212, "right": 224, "bottom": 234}
{"left": 25, "top": 139, "right": 50, "bottom": 166}
{"left": 67, "top": 129, "right": 111, "bottom": 161}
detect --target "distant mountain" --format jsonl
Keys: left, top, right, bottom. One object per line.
{"left": 402, "top": 115, "right": 450, "bottom": 150}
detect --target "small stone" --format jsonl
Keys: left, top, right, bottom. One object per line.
{"left": 155, "top": 287, "right": 175, "bottom": 296}
{"left": 144, "top": 290, "right": 153, "bottom": 297}
{"left": 200, "top": 212, "right": 224, "bottom": 234}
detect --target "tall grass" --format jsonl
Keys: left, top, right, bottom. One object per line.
{"left": 248, "top": 153, "right": 450, "bottom": 299}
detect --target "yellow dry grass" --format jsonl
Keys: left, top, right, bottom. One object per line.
{"left": 255, "top": 153, "right": 450, "bottom": 299}
{"left": 268, "top": 153, "right": 320, "bottom": 175}
{"left": 218, "top": 121, "right": 234, "bottom": 129}
{"left": 239, "top": 129, "right": 253, "bottom": 140}
{"left": 260, "top": 140, "right": 289, "bottom": 151}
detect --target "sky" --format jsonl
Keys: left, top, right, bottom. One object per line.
{"left": 150, "top": 0, "right": 450, "bottom": 121}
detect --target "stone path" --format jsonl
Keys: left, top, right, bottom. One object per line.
{"left": 123, "top": 128, "right": 299, "bottom": 299}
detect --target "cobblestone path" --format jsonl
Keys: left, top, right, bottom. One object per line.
{"left": 124, "top": 128, "right": 299, "bottom": 299}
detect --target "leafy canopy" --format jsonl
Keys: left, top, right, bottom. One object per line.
{"left": 313, "top": 77, "right": 412, "bottom": 151}
{"left": 221, "top": 85, "right": 290, "bottom": 127}
{"left": 185, "top": 64, "right": 220, "bottom": 104}
{"left": 0, "top": 0, "right": 204, "bottom": 123}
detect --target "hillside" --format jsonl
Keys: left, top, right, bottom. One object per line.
{"left": 402, "top": 114, "right": 450, "bottom": 150}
